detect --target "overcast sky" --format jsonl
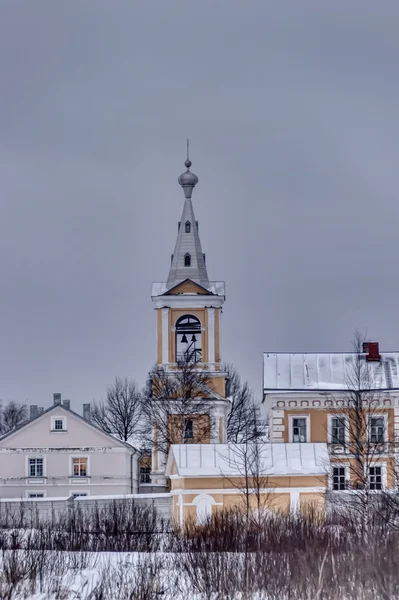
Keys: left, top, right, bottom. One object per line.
{"left": 1, "top": 1, "right": 399, "bottom": 412}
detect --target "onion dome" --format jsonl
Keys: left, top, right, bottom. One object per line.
{"left": 178, "top": 159, "right": 199, "bottom": 198}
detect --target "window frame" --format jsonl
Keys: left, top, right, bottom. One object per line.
{"left": 330, "top": 464, "right": 349, "bottom": 491}
{"left": 69, "top": 491, "right": 90, "bottom": 498}
{"left": 184, "top": 253, "right": 191, "bottom": 267}
{"left": 289, "top": 414, "right": 310, "bottom": 443}
{"left": 183, "top": 418, "right": 194, "bottom": 442}
{"left": 26, "top": 491, "right": 46, "bottom": 499}
{"left": 367, "top": 414, "right": 388, "bottom": 445}
{"left": 328, "top": 414, "right": 349, "bottom": 445}
{"left": 185, "top": 221, "right": 191, "bottom": 233}
{"left": 140, "top": 467, "right": 151, "bottom": 484}
{"left": 27, "top": 456, "right": 45, "bottom": 478}
{"left": 368, "top": 464, "right": 385, "bottom": 491}
{"left": 51, "top": 416, "right": 67, "bottom": 432}
{"left": 70, "top": 456, "right": 89, "bottom": 478}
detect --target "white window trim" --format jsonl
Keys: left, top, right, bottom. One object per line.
{"left": 69, "top": 455, "right": 90, "bottom": 478}
{"left": 51, "top": 416, "right": 67, "bottom": 432}
{"left": 329, "top": 463, "right": 350, "bottom": 491}
{"left": 69, "top": 491, "right": 90, "bottom": 498}
{"left": 288, "top": 414, "right": 310, "bottom": 443}
{"left": 328, "top": 414, "right": 350, "bottom": 444}
{"left": 367, "top": 413, "right": 388, "bottom": 443}
{"left": 26, "top": 455, "right": 46, "bottom": 478}
{"left": 367, "top": 462, "right": 387, "bottom": 490}
{"left": 26, "top": 491, "right": 47, "bottom": 499}
{"left": 193, "top": 493, "right": 216, "bottom": 525}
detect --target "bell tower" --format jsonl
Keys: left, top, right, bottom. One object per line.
{"left": 150, "top": 153, "right": 228, "bottom": 485}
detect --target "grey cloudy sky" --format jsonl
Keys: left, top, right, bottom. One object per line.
{"left": 1, "top": 1, "right": 399, "bottom": 411}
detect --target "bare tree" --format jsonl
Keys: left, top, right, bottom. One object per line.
{"left": 0, "top": 401, "right": 28, "bottom": 434}
{"left": 91, "top": 377, "right": 142, "bottom": 442}
{"left": 327, "top": 331, "right": 393, "bottom": 536}
{"left": 142, "top": 358, "right": 216, "bottom": 456}
{"left": 224, "top": 364, "right": 265, "bottom": 443}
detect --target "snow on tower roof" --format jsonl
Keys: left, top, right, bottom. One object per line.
{"left": 165, "top": 443, "right": 329, "bottom": 477}
{"left": 263, "top": 352, "right": 399, "bottom": 392}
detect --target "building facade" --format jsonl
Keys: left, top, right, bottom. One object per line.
{"left": 0, "top": 397, "right": 139, "bottom": 499}
{"left": 264, "top": 345, "right": 399, "bottom": 494}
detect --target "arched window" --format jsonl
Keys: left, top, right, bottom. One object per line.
{"left": 193, "top": 494, "right": 215, "bottom": 525}
{"left": 175, "top": 314, "right": 202, "bottom": 363}
{"left": 184, "top": 253, "right": 191, "bottom": 267}
{"left": 185, "top": 221, "right": 191, "bottom": 233}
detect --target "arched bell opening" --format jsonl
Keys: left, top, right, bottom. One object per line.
{"left": 175, "top": 314, "right": 202, "bottom": 364}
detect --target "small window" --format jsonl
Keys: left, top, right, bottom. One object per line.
{"left": 29, "top": 458, "right": 44, "bottom": 478}
{"left": 185, "top": 221, "right": 191, "bottom": 233}
{"left": 140, "top": 467, "right": 151, "bottom": 484}
{"left": 71, "top": 492, "right": 88, "bottom": 498}
{"left": 332, "top": 466, "right": 346, "bottom": 490}
{"left": 184, "top": 253, "right": 191, "bottom": 267}
{"left": 292, "top": 418, "right": 307, "bottom": 443}
{"left": 183, "top": 419, "right": 194, "bottom": 442}
{"left": 28, "top": 493, "right": 44, "bottom": 498}
{"left": 331, "top": 417, "right": 346, "bottom": 445}
{"left": 369, "top": 466, "right": 382, "bottom": 490}
{"left": 51, "top": 417, "right": 66, "bottom": 431}
{"left": 369, "top": 417, "right": 385, "bottom": 444}
{"left": 72, "top": 458, "right": 87, "bottom": 477}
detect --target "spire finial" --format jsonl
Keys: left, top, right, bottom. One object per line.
{"left": 178, "top": 140, "right": 198, "bottom": 198}
{"left": 185, "top": 138, "right": 192, "bottom": 169}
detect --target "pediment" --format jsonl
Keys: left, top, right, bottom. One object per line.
{"left": 164, "top": 279, "right": 212, "bottom": 296}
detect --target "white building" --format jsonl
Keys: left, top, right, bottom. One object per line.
{"left": 0, "top": 396, "right": 139, "bottom": 499}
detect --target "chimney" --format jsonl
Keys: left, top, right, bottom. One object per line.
{"left": 63, "top": 399, "right": 71, "bottom": 411}
{"left": 366, "top": 342, "right": 381, "bottom": 362}
{"left": 53, "top": 393, "right": 61, "bottom": 405}
{"left": 362, "top": 342, "right": 369, "bottom": 353}
{"left": 30, "top": 405, "right": 38, "bottom": 420}
{"left": 83, "top": 403, "right": 91, "bottom": 422}
{"left": 38, "top": 407, "right": 44, "bottom": 415}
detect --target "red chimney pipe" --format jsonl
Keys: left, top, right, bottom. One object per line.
{"left": 366, "top": 342, "right": 380, "bottom": 361}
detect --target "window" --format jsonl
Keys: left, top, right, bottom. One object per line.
{"left": 27, "top": 493, "right": 44, "bottom": 498}
{"left": 292, "top": 418, "right": 307, "bottom": 443}
{"left": 183, "top": 419, "right": 194, "bottom": 441}
{"left": 72, "top": 458, "right": 87, "bottom": 477}
{"left": 140, "top": 467, "right": 151, "bottom": 484}
{"left": 369, "top": 417, "right": 385, "bottom": 444}
{"left": 29, "top": 458, "right": 43, "bottom": 477}
{"left": 175, "top": 314, "right": 202, "bottom": 363}
{"left": 369, "top": 466, "right": 382, "bottom": 490}
{"left": 51, "top": 417, "right": 66, "bottom": 431}
{"left": 185, "top": 221, "right": 191, "bottom": 233}
{"left": 332, "top": 466, "right": 346, "bottom": 490}
{"left": 331, "top": 416, "right": 346, "bottom": 445}
{"left": 184, "top": 253, "right": 191, "bottom": 267}
{"left": 71, "top": 492, "right": 88, "bottom": 498}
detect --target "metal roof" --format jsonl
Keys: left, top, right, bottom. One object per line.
{"left": 166, "top": 443, "right": 329, "bottom": 477}
{"left": 263, "top": 352, "right": 399, "bottom": 392}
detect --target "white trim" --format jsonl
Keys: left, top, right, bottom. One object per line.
{"left": 367, "top": 413, "right": 388, "bottom": 443}
{"left": 170, "top": 487, "right": 325, "bottom": 496}
{"left": 26, "top": 455, "right": 46, "bottom": 478}
{"left": 290, "top": 491, "right": 300, "bottom": 513}
{"left": 327, "top": 414, "right": 349, "bottom": 444}
{"left": 288, "top": 414, "right": 310, "bottom": 443}
{"left": 193, "top": 493, "right": 216, "bottom": 525}
{"left": 26, "top": 491, "right": 47, "bottom": 499}
{"left": 152, "top": 296, "right": 225, "bottom": 309}
{"left": 207, "top": 307, "right": 215, "bottom": 366}
{"left": 329, "top": 463, "right": 350, "bottom": 491}
{"left": 161, "top": 308, "right": 169, "bottom": 364}
{"left": 51, "top": 416, "right": 67, "bottom": 432}
{"left": 368, "top": 462, "right": 387, "bottom": 490}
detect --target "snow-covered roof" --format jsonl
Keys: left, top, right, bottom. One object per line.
{"left": 166, "top": 443, "right": 329, "bottom": 477}
{"left": 152, "top": 281, "right": 225, "bottom": 297}
{"left": 263, "top": 352, "right": 399, "bottom": 392}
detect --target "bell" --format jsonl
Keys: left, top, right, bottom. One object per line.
{"left": 181, "top": 334, "right": 188, "bottom": 343}
{"left": 191, "top": 334, "right": 197, "bottom": 342}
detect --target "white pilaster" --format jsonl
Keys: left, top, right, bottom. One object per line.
{"left": 161, "top": 308, "right": 169, "bottom": 365}
{"left": 290, "top": 491, "right": 300, "bottom": 514}
{"left": 207, "top": 307, "right": 215, "bottom": 367}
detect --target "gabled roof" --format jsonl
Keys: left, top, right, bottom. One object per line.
{"left": 164, "top": 278, "right": 213, "bottom": 296}
{"left": 263, "top": 352, "right": 399, "bottom": 392}
{"left": 0, "top": 403, "right": 138, "bottom": 451}
{"left": 166, "top": 197, "right": 210, "bottom": 291}
{"left": 165, "top": 443, "right": 329, "bottom": 477}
